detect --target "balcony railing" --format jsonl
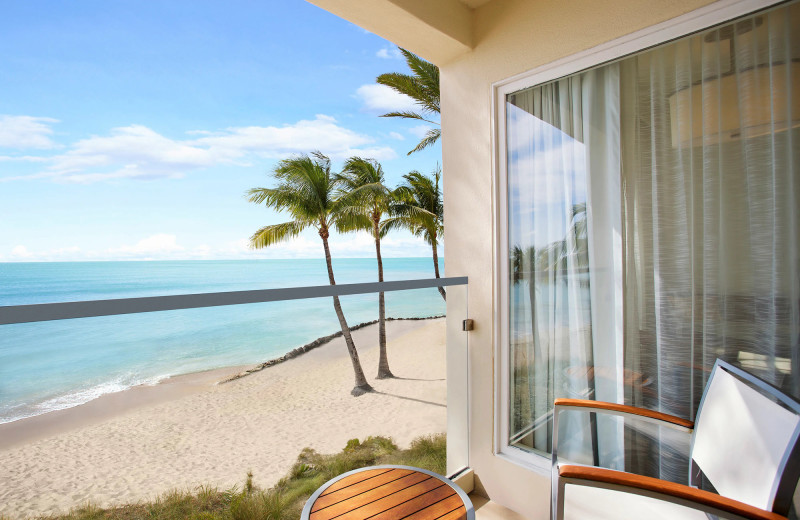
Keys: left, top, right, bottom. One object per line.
{"left": 0, "top": 276, "right": 469, "bottom": 518}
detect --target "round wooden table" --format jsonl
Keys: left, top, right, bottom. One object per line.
{"left": 301, "top": 465, "right": 474, "bottom": 520}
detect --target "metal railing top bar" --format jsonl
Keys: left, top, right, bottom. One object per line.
{"left": 0, "top": 277, "right": 467, "bottom": 325}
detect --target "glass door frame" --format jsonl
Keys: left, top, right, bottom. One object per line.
{"left": 489, "top": 0, "right": 785, "bottom": 472}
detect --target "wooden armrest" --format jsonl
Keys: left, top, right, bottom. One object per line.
{"left": 554, "top": 398, "right": 694, "bottom": 429}
{"left": 559, "top": 465, "right": 786, "bottom": 520}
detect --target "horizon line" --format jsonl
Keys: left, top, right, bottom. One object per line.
{"left": 0, "top": 256, "right": 445, "bottom": 264}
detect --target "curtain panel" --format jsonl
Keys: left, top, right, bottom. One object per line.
{"left": 505, "top": 1, "right": 800, "bottom": 475}
{"left": 621, "top": 1, "right": 800, "bottom": 480}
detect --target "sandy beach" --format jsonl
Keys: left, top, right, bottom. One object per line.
{"left": 0, "top": 318, "right": 446, "bottom": 518}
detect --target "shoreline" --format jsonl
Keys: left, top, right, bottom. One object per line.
{"left": 219, "top": 315, "right": 444, "bottom": 383}
{"left": 0, "top": 317, "right": 448, "bottom": 518}
{"left": 0, "top": 365, "right": 250, "bottom": 451}
{"left": 0, "top": 315, "right": 444, "bottom": 445}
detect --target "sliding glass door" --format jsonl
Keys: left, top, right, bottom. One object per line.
{"left": 507, "top": 65, "right": 623, "bottom": 455}
{"left": 505, "top": 0, "right": 800, "bottom": 469}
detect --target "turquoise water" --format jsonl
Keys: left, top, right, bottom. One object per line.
{"left": 0, "top": 258, "right": 446, "bottom": 424}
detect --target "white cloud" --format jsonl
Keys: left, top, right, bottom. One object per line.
{"left": 45, "top": 125, "right": 218, "bottom": 182}
{"left": 242, "top": 231, "right": 432, "bottom": 259}
{"left": 329, "top": 232, "right": 375, "bottom": 257}
{"left": 3, "top": 115, "right": 397, "bottom": 183}
{"left": 356, "top": 84, "right": 417, "bottom": 113}
{"left": 376, "top": 47, "right": 402, "bottom": 60}
{"left": 0, "top": 115, "right": 60, "bottom": 150}
{"left": 0, "top": 155, "right": 50, "bottom": 162}
{"left": 248, "top": 236, "right": 322, "bottom": 259}
{"left": 408, "top": 124, "right": 433, "bottom": 139}
{"left": 1, "top": 229, "right": 438, "bottom": 262}
{"left": 193, "top": 114, "right": 396, "bottom": 162}
{"left": 106, "top": 234, "right": 184, "bottom": 258}
{"left": 10, "top": 245, "right": 33, "bottom": 258}
{"left": 389, "top": 132, "right": 405, "bottom": 141}
{"left": 53, "top": 246, "right": 81, "bottom": 254}
{"left": 373, "top": 235, "right": 434, "bottom": 258}
{"left": 3, "top": 238, "right": 220, "bottom": 262}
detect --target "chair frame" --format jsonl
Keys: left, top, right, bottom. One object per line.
{"left": 550, "top": 359, "right": 800, "bottom": 520}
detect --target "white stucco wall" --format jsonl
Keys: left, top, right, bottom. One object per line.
{"left": 303, "top": 0, "right": 771, "bottom": 517}
{"left": 439, "top": 0, "right": 720, "bottom": 517}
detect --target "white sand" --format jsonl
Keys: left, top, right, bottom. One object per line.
{"left": 0, "top": 318, "right": 446, "bottom": 519}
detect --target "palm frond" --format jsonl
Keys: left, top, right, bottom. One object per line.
{"left": 391, "top": 202, "right": 436, "bottom": 222}
{"left": 249, "top": 220, "right": 308, "bottom": 249}
{"left": 376, "top": 49, "right": 441, "bottom": 155}
{"left": 310, "top": 150, "right": 331, "bottom": 173}
{"left": 333, "top": 210, "right": 372, "bottom": 234}
{"left": 386, "top": 166, "right": 443, "bottom": 247}
{"left": 378, "top": 213, "right": 425, "bottom": 240}
{"left": 378, "top": 111, "right": 438, "bottom": 125}
{"left": 375, "top": 73, "right": 437, "bottom": 115}
{"left": 377, "top": 217, "right": 400, "bottom": 239}
{"left": 379, "top": 217, "right": 407, "bottom": 236}
{"left": 269, "top": 152, "right": 336, "bottom": 220}
{"left": 375, "top": 71, "right": 423, "bottom": 93}
{"left": 398, "top": 48, "right": 440, "bottom": 104}
{"left": 340, "top": 182, "right": 391, "bottom": 206}
{"left": 246, "top": 152, "right": 351, "bottom": 252}
{"left": 340, "top": 157, "right": 384, "bottom": 184}
{"left": 407, "top": 128, "right": 441, "bottom": 155}
{"left": 246, "top": 186, "right": 307, "bottom": 214}
{"left": 335, "top": 156, "right": 394, "bottom": 232}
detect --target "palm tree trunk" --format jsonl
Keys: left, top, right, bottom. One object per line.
{"left": 321, "top": 231, "right": 373, "bottom": 396}
{"left": 374, "top": 218, "right": 393, "bottom": 379}
{"left": 432, "top": 238, "right": 446, "bottom": 301}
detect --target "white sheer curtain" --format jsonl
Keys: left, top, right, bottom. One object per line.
{"left": 506, "top": 1, "right": 799, "bottom": 469}
{"left": 621, "top": 2, "right": 800, "bottom": 479}
{"left": 507, "top": 66, "right": 621, "bottom": 458}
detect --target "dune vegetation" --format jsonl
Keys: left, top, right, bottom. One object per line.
{"left": 29, "top": 434, "right": 446, "bottom": 520}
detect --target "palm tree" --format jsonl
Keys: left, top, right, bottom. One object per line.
{"left": 246, "top": 152, "right": 373, "bottom": 396}
{"left": 536, "top": 203, "right": 588, "bottom": 274}
{"left": 389, "top": 166, "right": 446, "bottom": 301}
{"left": 511, "top": 244, "right": 540, "bottom": 347}
{"left": 376, "top": 48, "right": 440, "bottom": 155}
{"left": 336, "top": 157, "right": 395, "bottom": 379}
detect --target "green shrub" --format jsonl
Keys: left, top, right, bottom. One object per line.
{"left": 33, "top": 434, "right": 446, "bottom": 520}
{"left": 230, "top": 488, "right": 291, "bottom": 520}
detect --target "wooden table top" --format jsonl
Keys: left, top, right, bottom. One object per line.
{"left": 302, "top": 465, "right": 474, "bottom": 520}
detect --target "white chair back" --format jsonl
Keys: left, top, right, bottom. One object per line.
{"left": 690, "top": 360, "right": 800, "bottom": 515}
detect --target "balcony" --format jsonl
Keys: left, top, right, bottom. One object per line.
{"left": 0, "top": 275, "right": 469, "bottom": 519}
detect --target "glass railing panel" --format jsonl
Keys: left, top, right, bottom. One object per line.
{"left": 332, "top": 288, "right": 451, "bottom": 464}
{"left": 1, "top": 299, "right": 337, "bottom": 424}
{"left": 0, "top": 278, "right": 466, "bottom": 518}
{"left": 445, "top": 283, "right": 469, "bottom": 476}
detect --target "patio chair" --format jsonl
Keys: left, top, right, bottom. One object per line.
{"left": 551, "top": 359, "right": 800, "bottom": 520}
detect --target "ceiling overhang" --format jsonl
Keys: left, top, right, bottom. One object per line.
{"left": 305, "top": 0, "right": 477, "bottom": 65}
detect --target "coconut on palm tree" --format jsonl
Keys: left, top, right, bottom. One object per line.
{"left": 246, "top": 152, "right": 373, "bottom": 396}
{"left": 337, "top": 157, "right": 395, "bottom": 379}
{"left": 376, "top": 48, "right": 440, "bottom": 155}
{"left": 388, "top": 166, "right": 445, "bottom": 301}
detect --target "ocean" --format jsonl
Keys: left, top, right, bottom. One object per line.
{"left": 0, "top": 258, "right": 447, "bottom": 424}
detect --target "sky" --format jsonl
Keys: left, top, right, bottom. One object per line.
{"left": 507, "top": 103, "right": 587, "bottom": 251}
{"left": 0, "top": 0, "right": 442, "bottom": 262}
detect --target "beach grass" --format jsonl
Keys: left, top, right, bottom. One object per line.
{"left": 38, "top": 433, "right": 446, "bottom": 520}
